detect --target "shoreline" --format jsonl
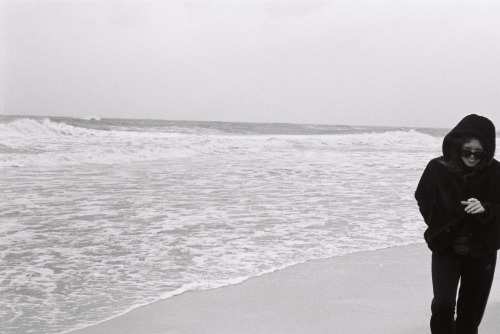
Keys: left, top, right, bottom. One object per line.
{"left": 69, "top": 243, "right": 500, "bottom": 334}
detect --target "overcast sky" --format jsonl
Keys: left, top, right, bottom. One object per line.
{"left": 1, "top": 0, "right": 500, "bottom": 128}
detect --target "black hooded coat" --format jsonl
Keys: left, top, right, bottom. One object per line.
{"left": 415, "top": 114, "right": 500, "bottom": 258}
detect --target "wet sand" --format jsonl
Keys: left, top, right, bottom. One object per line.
{"left": 70, "top": 243, "right": 500, "bottom": 334}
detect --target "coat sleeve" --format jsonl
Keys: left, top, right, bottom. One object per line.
{"left": 415, "top": 161, "right": 434, "bottom": 226}
{"left": 415, "top": 160, "right": 462, "bottom": 252}
{"left": 478, "top": 172, "right": 500, "bottom": 226}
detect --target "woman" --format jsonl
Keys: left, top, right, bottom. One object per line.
{"left": 415, "top": 114, "right": 500, "bottom": 334}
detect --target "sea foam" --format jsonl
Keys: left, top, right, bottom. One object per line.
{"left": 0, "top": 118, "right": 443, "bottom": 167}
{"left": 0, "top": 116, "right": 463, "bottom": 334}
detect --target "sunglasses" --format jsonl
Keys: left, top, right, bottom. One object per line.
{"left": 461, "top": 149, "right": 486, "bottom": 159}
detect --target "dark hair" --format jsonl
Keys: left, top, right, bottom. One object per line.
{"left": 443, "top": 135, "right": 488, "bottom": 172}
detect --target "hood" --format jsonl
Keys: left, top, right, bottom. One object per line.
{"left": 442, "top": 114, "right": 496, "bottom": 164}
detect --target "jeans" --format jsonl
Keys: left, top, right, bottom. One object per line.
{"left": 431, "top": 248, "right": 497, "bottom": 334}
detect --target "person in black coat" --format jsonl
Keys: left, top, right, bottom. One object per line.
{"left": 415, "top": 114, "right": 500, "bottom": 334}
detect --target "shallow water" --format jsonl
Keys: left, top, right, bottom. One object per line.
{"left": 0, "top": 116, "right": 448, "bottom": 333}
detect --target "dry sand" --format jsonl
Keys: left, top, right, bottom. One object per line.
{"left": 70, "top": 243, "right": 500, "bottom": 334}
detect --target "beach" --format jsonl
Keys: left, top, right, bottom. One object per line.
{"left": 68, "top": 243, "right": 500, "bottom": 334}
{"left": 2, "top": 117, "right": 441, "bottom": 333}
{"left": 4, "top": 1, "right": 500, "bottom": 331}
{"left": 4, "top": 117, "right": 499, "bottom": 333}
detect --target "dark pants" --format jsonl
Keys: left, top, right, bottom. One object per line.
{"left": 431, "top": 248, "right": 497, "bottom": 334}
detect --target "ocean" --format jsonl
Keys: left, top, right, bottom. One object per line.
{"left": 0, "top": 115, "right": 464, "bottom": 333}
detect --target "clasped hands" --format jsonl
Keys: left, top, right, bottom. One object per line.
{"left": 461, "top": 198, "right": 485, "bottom": 214}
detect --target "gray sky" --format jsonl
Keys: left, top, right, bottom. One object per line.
{"left": 1, "top": 0, "right": 500, "bottom": 128}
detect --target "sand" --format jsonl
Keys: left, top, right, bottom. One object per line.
{"left": 69, "top": 243, "right": 500, "bottom": 334}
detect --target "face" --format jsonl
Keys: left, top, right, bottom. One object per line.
{"left": 461, "top": 138, "right": 484, "bottom": 168}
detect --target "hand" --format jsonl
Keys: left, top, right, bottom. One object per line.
{"left": 461, "top": 198, "right": 485, "bottom": 214}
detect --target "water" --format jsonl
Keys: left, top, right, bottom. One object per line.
{"left": 0, "top": 115, "right": 456, "bottom": 333}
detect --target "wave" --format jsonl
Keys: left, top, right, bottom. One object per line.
{"left": 78, "top": 116, "right": 101, "bottom": 121}
{"left": 0, "top": 118, "right": 446, "bottom": 167}
{"left": 0, "top": 118, "right": 105, "bottom": 138}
